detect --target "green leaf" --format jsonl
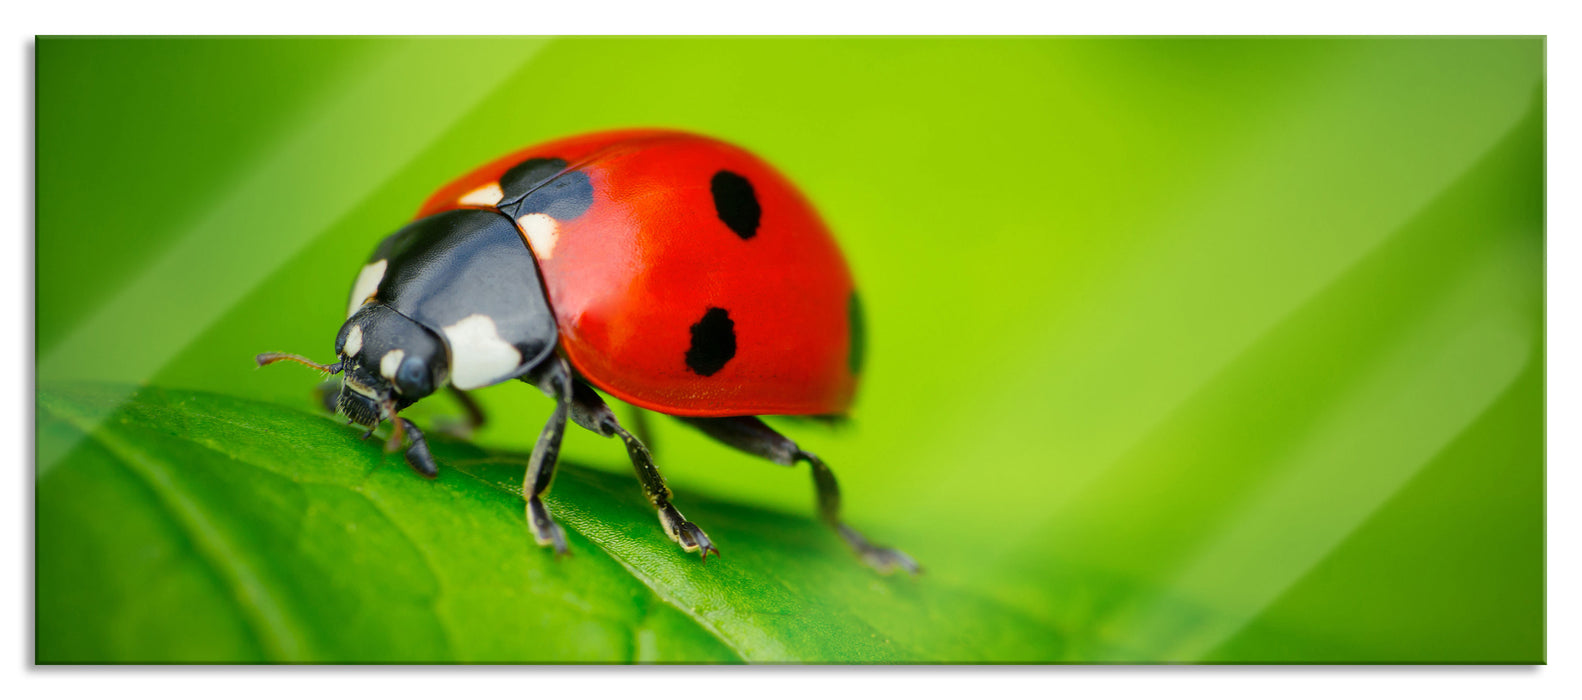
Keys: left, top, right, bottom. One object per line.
{"left": 37, "top": 384, "right": 1066, "bottom": 663}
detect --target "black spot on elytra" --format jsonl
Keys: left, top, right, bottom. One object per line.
{"left": 685, "top": 307, "right": 736, "bottom": 376}
{"left": 499, "top": 156, "right": 593, "bottom": 221}
{"left": 848, "top": 292, "right": 865, "bottom": 375}
{"left": 500, "top": 158, "right": 566, "bottom": 194}
{"left": 710, "top": 170, "right": 760, "bottom": 240}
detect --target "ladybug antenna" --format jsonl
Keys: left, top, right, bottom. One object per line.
{"left": 256, "top": 352, "right": 343, "bottom": 375}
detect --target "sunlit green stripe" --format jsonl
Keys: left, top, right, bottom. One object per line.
{"left": 36, "top": 38, "right": 548, "bottom": 474}
{"left": 898, "top": 41, "right": 1542, "bottom": 553}
{"left": 1110, "top": 237, "right": 1535, "bottom": 661}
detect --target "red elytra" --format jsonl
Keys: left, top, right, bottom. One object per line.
{"left": 416, "top": 129, "right": 860, "bottom": 417}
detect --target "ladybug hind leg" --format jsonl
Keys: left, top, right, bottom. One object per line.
{"left": 567, "top": 381, "right": 718, "bottom": 561}
{"left": 679, "top": 416, "right": 920, "bottom": 576}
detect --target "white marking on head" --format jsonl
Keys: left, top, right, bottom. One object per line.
{"left": 348, "top": 259, "right": 387, "bottom": 318}
{"left": 380, "top": 348, "right": 406, "bottom": 381}
{"left": 442, "top": 314, "right": 523, "bottom": 390}
{"left": 516, "top": 213, "right": 559, "bottom": 259}
{"left": 458, "top": 182, "right": 504, "bottom": 208}
{"left": 343, "top": 324, "right": 364, "bottom": 357}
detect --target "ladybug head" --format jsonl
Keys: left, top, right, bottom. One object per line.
{"left": 328, "top": 304, "right": 450, "bottom": 426}
{"left": 256, "top": 305, "right": 449, "bottom": 428}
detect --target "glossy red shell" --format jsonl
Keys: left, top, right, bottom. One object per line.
{"left": 416, "top": 130, "right": 859, "bottom": 417}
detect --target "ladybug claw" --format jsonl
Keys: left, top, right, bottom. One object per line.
{"left": 528, "top": 497, "right": 569, "bottom": 556}
{"left": 838, "top": 524, "right": 920, "bottom": 576}
{"left": 659, "top": 505, "right": 718, "bottom": 562}
{"left": 683, "top": 524, "right": 719, "bottom": 561}
{"left": 859, "top": 546, "right": 920, "bottom": 576}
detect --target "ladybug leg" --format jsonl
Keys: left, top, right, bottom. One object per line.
{"left": 520, "top": 356, "right": 574, "bottom": 556}
{"left": 434, "top": 386, "right": 488, "bottom": 438}
{"left": 680, "top": 417, "right": 920, "bottom": 576}
{"left": 625, "top": 405, "right": 657, "bottom": 456}
{"left": 450, "top": 386, "right": 487, "bottom": 430}
{"left": 314, "top": 378, "right": 340, "bottom": 414}
{"left": 567, "top": 381, "right": 718, "bottom": 561}
{"left": 398, "top": 418, "right": 438, "bottom": 478}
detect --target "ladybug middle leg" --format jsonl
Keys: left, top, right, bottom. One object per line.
{"left": 624, "top": 405, "right": 657, "bottom": 456}
{"left": 566, "top": 380, "right": 718, "bottom": 560}
{"left": 680, "top": 417, "right": 920, "bottom": 576}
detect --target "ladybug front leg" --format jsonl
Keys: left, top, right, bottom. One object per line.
{"left": 398, "top": 418, "right": 438, "bottom": 478}
{"left": 679, "top": 417, "right": 920, "bottom": 576}
{"left": 566, "top": 382, "right": 718, "bottom": 561}
{"left": 520, "top": 356, "right": 574, "bottom": 556}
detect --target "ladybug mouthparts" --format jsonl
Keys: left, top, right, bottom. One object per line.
{"left": 337, "top": 377, "right": 386, "bottom": 428}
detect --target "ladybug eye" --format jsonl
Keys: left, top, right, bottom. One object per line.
{"left": 395, "top": 355, "right": 432, "bottom": 397}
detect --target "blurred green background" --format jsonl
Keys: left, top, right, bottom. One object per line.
{"left": 35, "top": 37, "right": 1544, "bottom": 663}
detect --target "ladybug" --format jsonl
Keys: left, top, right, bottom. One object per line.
{"left": 259, "top": 129, "right": 916, "bottom": 574}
